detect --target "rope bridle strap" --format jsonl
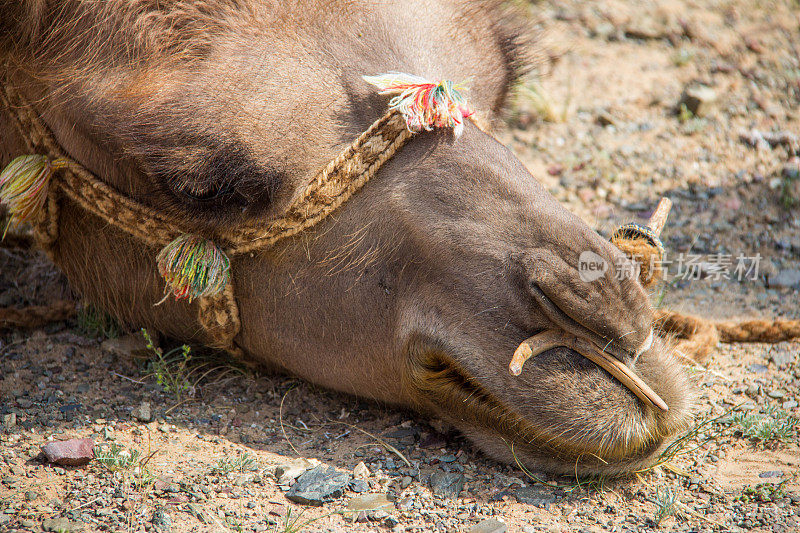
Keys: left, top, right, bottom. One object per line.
{"left": 5, "top": 68, "right": 800, "bottom": 413}
{"left": 0, "top": 71, "right": 472, "bottom": 353}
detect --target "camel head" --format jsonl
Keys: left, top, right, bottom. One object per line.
{"left": 0, "top": 0, "right": 691, "bottom": 474}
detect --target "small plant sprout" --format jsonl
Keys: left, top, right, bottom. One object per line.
{"left": 651, "top": 485, "right": 678, "bottom": 527}
{"left": 515, "top": 80, "right": 569, "bottom": 124}
{"left": 94, "top": 442, "right": 141, "bottom": 470}
{"left": 142, "top": 329, "right": 195, "bottom": 403}
{"left": 94, "top": 442, "right": 156, "bottom": 491}
{"left": 726, "top": 407, "right": 798, "bottom": 445}
{"left": 77, "top": 305, "right": 121, "bottom": 339}
{"left": 738, "top": 480, "right": 788, "bottom": 503}
{"left": 213, "top": 452, "right": 259, "bottom": 474}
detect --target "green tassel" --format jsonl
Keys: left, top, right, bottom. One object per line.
{"left": 156, "top": 234, "right": 230, "bottom": 301}
{"left": 0, "top": 155, "right": 65, "bottom": 236}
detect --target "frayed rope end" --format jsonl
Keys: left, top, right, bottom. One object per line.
{"left": 156, "top": 234, "right": 230, "bottom": 301}
{"left": 0, "top": 155, "right": 66, "bottom": 236}
{"left": 363, "top": 72, "right": 473, "bottom": 138}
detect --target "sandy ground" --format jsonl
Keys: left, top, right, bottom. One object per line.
{"left": 2, "top": 0, "right": 799, "bottom": 532}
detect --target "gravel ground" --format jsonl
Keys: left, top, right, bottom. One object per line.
{"left": 2, "top": 0, "right": 799, "bottom": 531}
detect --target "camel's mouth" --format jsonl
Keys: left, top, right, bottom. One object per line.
{"left": 407, "top": 342, "right": 680, "bottom": 472}
{"left": 410, "top": 348, "right": 558, "bottom": 451}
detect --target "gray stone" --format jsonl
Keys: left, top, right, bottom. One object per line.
{"left": 151, "top": 507, "right": 172, "bottom": 532}
{"left": 782, "top": 400, "right": 798, "bottom": 410}
{"left": 285, "top": 465, "right": 350, "bottom": 506}
{"left": 513, "top": 486, "right": 558, "bottom": 509}
{"left": 679, "top": 85, "right": 717, "bottom": 117}
{"left": 42, "top": 518, "right": 84, "bottom": 532}
{"left": 2, "top": 412, "right": 15, "bottom": 429}
{"left": 368, "top": 509, "right": 389, "bottom": 521}
{"left": 429, "top": 471, "right": 465, "bottom": 499}
{"left": 771, "top": 269, "right": 800, "bottom": 289}
{"left": 41, "top": 438, "right": 94, "bottom": 466}
{"left": 468, "top": 518, "right": 508, "bottom": 533}
{"left": 492, "top": 473, "right": 525, "bottom": 488}
{"left": 384, "top": 515, "right": 400, "bottom": 528}
{"left": 783, "top": 160, "right": 800, "bottom": 181}
{"left": 770, "top": 350, "right": 797, "bottom": 368}
{"left": 131, "top": 402, "right": 152, "bottom": 423}
{"left": 350, "top": 479, "right": 369, "bottom": 493}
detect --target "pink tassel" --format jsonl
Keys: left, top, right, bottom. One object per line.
{"left": 363, "top": 73, "right": 474, "bottom": 137}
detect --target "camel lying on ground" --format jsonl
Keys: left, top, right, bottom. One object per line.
{"left": 0, "top": 0, "right": 695, "bottom": 474}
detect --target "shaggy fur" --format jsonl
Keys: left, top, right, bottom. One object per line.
{"left": 0, "top": 0, "right": 692, "bottom": 475}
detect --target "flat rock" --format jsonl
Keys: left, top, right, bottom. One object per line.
{"left": 274, "top": 457, "right": 320, "bottom": 484}
{"left": 285, "top": 465, "right": 350, "bottom": 506}
{"left": 468, "top": 518, "right": 508, "bottom": 533}
{"left": 429, "top": 471, "right": 465, "bottom": 499}
{"left": 747, "top": 364, "right": 769, "bottom": 374}
{"left": 350, "top": 479, "right": 369, "bottom": 493}
{"left": 151, "top": 507, "right": 172, "bottom": 532}
{"left": 41, "top": 438, "right": 94, "bottom": 466}
{"left": 42, "top": 518, "right": 85, "bottom": 532}
{"left": 347, "top": 493, "right": 392, "bottom": 512}
{"left": 513, "top": 486, "right": 558, "bottom": 509}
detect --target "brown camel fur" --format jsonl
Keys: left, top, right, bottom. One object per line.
{"left": 0, "top": 0, "right": 692, "bottom": 474}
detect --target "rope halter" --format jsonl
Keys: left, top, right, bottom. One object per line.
{"left": 0, "top": 72, "right": 473, "bottom": 354}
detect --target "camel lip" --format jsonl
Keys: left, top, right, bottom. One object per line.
{"left": 410, "top": 345, "right": 670, "bottom": 464}
{"left": 528, "top": 283, "right": 643, "bottom": 361}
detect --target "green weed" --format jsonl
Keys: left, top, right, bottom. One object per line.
{"left": 77, "top": 305, "right": 121, "bottom": 339}
{"left": 725, "top": 407, "right": 798, "bottom": 444}
{"left": 738, "top": 480, "right": 788, "bottom": 503}
{"left": 650, "top": 486, "right": 678, "bottom": 526}
{"left": 213, "top": 452, "right": 259, "bottom": 474}
{"left": 94, "top": 442, "right": 156, "bottom": 491}
{"left": 142, "top": 329, "right": 194, "bottom": 403}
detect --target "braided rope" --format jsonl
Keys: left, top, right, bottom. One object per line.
{"left": 0, "top": 300, "right": 76, "bottom": 329}
{"left": 1, "top": 74, "right": 417, "bottom": 353}
{"left": 614, "top": 219, "right": 800, "bottom": 361}
{"left": 226, "top": 111, "right": 411, "bottom": 253}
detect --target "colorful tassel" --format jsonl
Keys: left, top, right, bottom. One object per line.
{"left": 363, "top": 72, "right": 474, "bottom": 137}
{"left": 0, "top": 155, "right": 66, "bottom": 236}
{"left": 156, "top": 234, "right": 230, "bottom": 301}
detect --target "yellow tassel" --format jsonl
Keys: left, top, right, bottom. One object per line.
{"left": 0, "top": 155, "right": 66, "bottom": 236}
